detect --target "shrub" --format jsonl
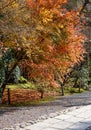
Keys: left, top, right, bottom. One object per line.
{"left": 8, "top": 66, "right": 21, "bottom": 83}
{"left": 68, "top": 87, "right": 85, "bottom": 93}
{"left": 19, "top": 76, "right": 27, "bottom": 83}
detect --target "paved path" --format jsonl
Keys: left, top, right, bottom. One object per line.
{"left": 22, "top": 105, "right": 91, "bottom": 130}
{"left": 1, "top": 91, "right": 91, "bottom": 130}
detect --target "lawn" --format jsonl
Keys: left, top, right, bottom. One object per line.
{"left": 6, "top": 82, "right": 36, "bottom": 90}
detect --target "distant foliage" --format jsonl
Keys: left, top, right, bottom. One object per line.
{"left": 64, "top": 64, "right": 90, "bottom": 90}
{"left": 77, "top": 66, "right": 89, "bottom": 89}
{"left": 0, "top": 49, "right": 21, "bottom": 84}
{"left": 9, "top": 66, "right": 21, "bottom": 83}
{"left": 0, "top": 59, "right": 5, "bottom": 84}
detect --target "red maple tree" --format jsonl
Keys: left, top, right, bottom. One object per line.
{"left": 20, "top": 0, "right": 86, "bottom": 88}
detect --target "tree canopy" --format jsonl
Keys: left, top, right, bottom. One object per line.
{"left": 0, "top": 0, "right": 86, "bottom": 98}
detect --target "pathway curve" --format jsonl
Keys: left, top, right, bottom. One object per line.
{"left": 0, "top": 91, "right": 91, "bottom": 130}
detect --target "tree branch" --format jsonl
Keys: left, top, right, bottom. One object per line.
{"left": 80, "top": 0, "right": 89, "bottom": 14}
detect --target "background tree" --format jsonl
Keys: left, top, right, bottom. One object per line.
{"left": 54, "top": 0, "right": 90, "bottom": 94}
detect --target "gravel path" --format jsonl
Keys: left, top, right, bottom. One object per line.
{"left": 0, "top": 91, "right": 91, "bottom": 130}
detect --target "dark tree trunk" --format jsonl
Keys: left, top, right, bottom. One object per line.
{"left": 80, "top": 0, "right": 89, "bottom": 14}
{"left": 0, "top": 62, "right": 18, "bottom": 104}
{"left": 40, "top": 90, "right": 44, "bottom": 99}
{"left": 61, "top": 84, "right": 64, "bottom": 96}
{"left": 73, "top": 77, "right": 79, "bottom": 88}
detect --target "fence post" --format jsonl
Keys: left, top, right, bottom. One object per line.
{"left": 8, "top": 88, "right": 11, "bottom": 105}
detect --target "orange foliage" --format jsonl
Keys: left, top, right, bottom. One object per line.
{"left": 27, "top": 0, "right": 67, "bottom": 9}
{"left": 20, "top": 0, "right": 86, "bottom": 87}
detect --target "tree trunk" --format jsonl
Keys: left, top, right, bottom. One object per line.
{"left": 61, "top": 85, "right": 64, "bottom": 96}
{"left": 0, "top": 50, "right": 24, "bottom": 105}
{"left": 0, "top": 85, "right": 6, "bottom": 104}
{"left": 40, "top": 90, "right": 44, "bottom": 99}
{"left": 8, "top": 88, "right": 11, "bottom": 105}
{"left": 0, "top": 98, "right": 2, "bottom": 106}
{"left": 73, "top": 77, "right": 78, "bottom": 88}
{"left": 0, "top": 62, "right": 18, "bottom": 104}
{"left": 78, "top": 85, "right": 81, "bottom": 93}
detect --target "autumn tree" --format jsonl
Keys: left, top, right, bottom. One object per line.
{"left": 0, "top": 0, "right": 30, "bottom": 102}
{"left": 21, "top": 0, "right": 86, "bottom": 94}
{"left": 0, "top": 0, "right": 85, "bottom": 102}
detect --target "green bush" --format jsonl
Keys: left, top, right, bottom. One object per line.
{"left": 8, "top": 66, "right": 21, "bottom": 83}
{"left": 19, "top": 76, "right": 27, "bottom": 83}
{"left": 68, "top": 87, "right": 85, "bottom": 93}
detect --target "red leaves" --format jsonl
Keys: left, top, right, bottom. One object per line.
{"left": 27, "top": 0, "right": 67, "bottom": 9}
{"left": 24, "top": 0, "right": 86, "bottom": 88}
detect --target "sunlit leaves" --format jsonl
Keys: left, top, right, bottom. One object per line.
{"left": 25, "top": 0, "right": 86, "bottom": 86}
{"left": 0, "top": 0, "right": 86, "bottom": 88}
{"left": 39, "top": 7, "right": 53, "bottom": 24}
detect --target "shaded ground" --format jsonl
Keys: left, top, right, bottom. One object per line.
{"left": 0, "top": 91, "right": 91, "bottom": 129}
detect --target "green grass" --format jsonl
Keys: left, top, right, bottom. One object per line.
{"left": 64, "top": 87, "right": 85, "bottom": 94}
{"left": 13, "top": 96, "right": 56, "bottom": 106}
{"left": 1, "top": 96, "right": 57, "bottom": 107}
{"left": 6, "top": 82, "right": 36, "bottom": 90}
